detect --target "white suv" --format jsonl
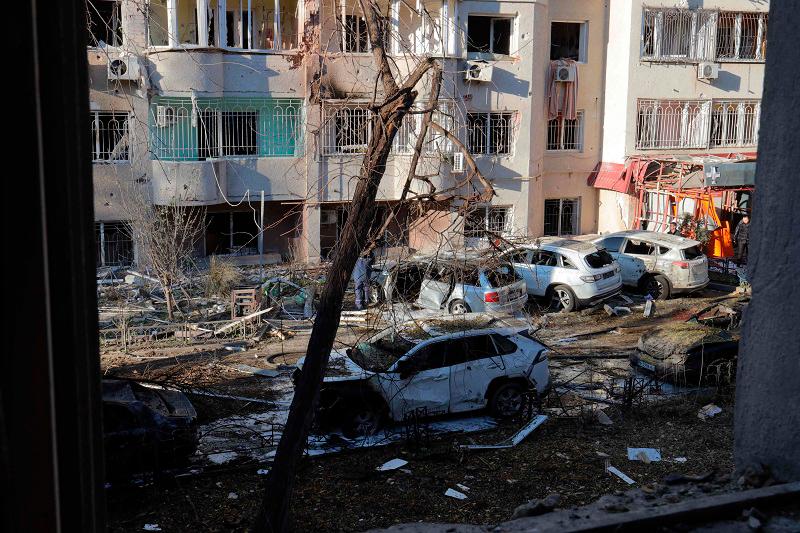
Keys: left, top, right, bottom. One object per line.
{"left": 293, "top": 316, "right": 551, "bottom": 436}
{"left": 593, "top": 231, "right": 709, "bottom": 299}
{"left": 501, "top": 239, "right": 623, "bottom": 312}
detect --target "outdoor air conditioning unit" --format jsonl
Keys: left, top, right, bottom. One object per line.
{"left": 464, "top": 60, "right": 493, "bottom": 83}
{"left": 451, "top": 152, "right": 465, "bottom": 173}
{"left": 698, "top": 62, "right": 720, "bottom": 80}
{"left": 107, "top": 52, "right": 140, "bottom": 81}
{"left": 555, "top": 64, "right": 576, "bottom": 83}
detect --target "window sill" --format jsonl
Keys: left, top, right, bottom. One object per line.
{"left": 546, "top": 149, "right": 584, "bottom": 153}
{"left": 146, "top": 45, "right": 300, "bottom": 55}
{"left": 466, "top": 52, "right": 520, "bottom": 62}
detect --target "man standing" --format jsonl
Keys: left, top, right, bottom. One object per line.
{"left": 733, "top": 214, "right": 751, "bottom": 265}
{"left": 667, "top": 221, "right": 682, "bottom": 236}
{"left": 353, "top": 249, "right": 375, "bottom": 311}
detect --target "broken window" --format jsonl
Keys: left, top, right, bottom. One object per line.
{"left": 624, "top": 239, "right": 666, "bottom": 256}
{"left": 532, "top": 250, "right": 558, "bottom": 267}
{"left": 222, "top": 110, "right": 259, "bottom": 156}
{"left": 550, "top": 22, "right": 585, "bottom": 61}
{"left": 547, "top": 112, "right": 584, "bottom": 151}
{"left": 467, "top": 15, "right": 513, "bottom": 56}
{"left": 148, "top": 0, "right": 170, "bottom": 46}
{"left": 95, "top": 221, "right": 134, "bottom": 267}
{"left": 91, "top": 111, "right": 129, "bottom": 162}
{"left": 710, "top": 100, "right": 760, "bottom": 148}
{"left": 87, "top": 0, "right": 122, "bottom": 47}
{"left": 205, "top": 211, "right": 260, "bottom": 255}
{"left": 467, "top": 112, "right": 515, "bottom": 156}
{"left": 343, "top": 14, "right": 369, "bottom": 52}
{"left": 464, "top": 206, "right": 512, "bottom": 241}
{"left": 323, "top": 105, "right": 371, "bottom": 155}
{"left": 543, "top": 198, "right": 579, "bottom": 237}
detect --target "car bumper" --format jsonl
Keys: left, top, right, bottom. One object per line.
{"left": 485, "top": 294, "right": 528, "bottom": 314}
{"left": 577, "top": 285, "right": 622, "bottom": 306}
{"left": 672, "top": 278, "right": 710, "bottom": 294}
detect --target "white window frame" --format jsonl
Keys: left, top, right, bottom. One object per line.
{"left": 546, "top": 111, "right": 584, "bottom": 152}
{"left": 322, "top": 103, "right": 373, "bottom": 156}
{"left": 550, "top": 20, "right": 588, "bottom": 63}
{"left": 147, "top": 0, "right": 303, "bottom": 51}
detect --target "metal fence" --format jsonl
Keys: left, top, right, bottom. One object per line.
{"left": 466, "top": 112, "right": 515, "bottom": 156}
{"left": 99, "top": 318, "right": 259, "bottom": 349}
{"left": 547, "top": 111, "right": 584, "bottom": 151}
{"left": 641, "top": 8, "right": 767, "bottom": 63}
{"left": 710, "top": 100, "right": 760, "bottom": 148}
{"left": 91, "top": 111, "right": 129, "bottom": 162}
{"left": 150, "top": 97, "right": 303, "bottom": 161}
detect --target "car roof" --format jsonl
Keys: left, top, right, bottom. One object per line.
{"left": 516, "top": 238, "right": 600, "bottom": 254}
{"left": 597, "top": 230, "right": 701, "bottom": 248}
{"left": 392, "top": 314, "right": 531, "bottom": 343}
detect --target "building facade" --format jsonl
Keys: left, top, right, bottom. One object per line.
{"left": 87, "top": 0, "right": 767, "bottom": 267}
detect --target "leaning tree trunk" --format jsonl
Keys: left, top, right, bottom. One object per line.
{"left": 253, "top": 88, "right": 422, "bottom": 532}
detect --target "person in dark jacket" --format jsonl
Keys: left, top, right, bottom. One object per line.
{"left": 353, "top": 250, "right": 375, "bottom": 310}
{"left": 733, "top": 215, "right": 751, "bottom": 265}
{"left": 667, "top": 221, "right": 682, "bottom": 236}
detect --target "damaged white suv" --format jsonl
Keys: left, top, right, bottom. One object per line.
{"left": 293, "top": 316, "right": 551, "bottom": 436}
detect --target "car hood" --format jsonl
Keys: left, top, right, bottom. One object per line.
{"left": 638, "top": 322, "right": 739, "bottom": 360}
{"left": 296, "top": 349, "right": 375, "bottom": 382}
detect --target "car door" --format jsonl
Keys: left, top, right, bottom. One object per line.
{"left": 416, "top": 265, "right": 454, "bottom": 310}
{"left": 620, "top": 239, "right": 660, "bottom": 282}
{"left": 447, "top": 334, "right": 509, "bottom": 413}
{"left": 506, "top": 249, "right": 539, "bottom": 296}
{"left": 377, "top": 340, "right": 451, "bottom": 420}
{"left": 533, "top": 250, "right": 559, "bottom": 292}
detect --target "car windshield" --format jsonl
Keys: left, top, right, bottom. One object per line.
{"left": 348, "top": 328, "right": 416, "bottom": 372}
{"left": 682, "top": 245, "right": 704, "bottom": 260}
{"left": 483, "top": 263, "right": 520, "bottom": 288}
{"left": 584, "top": 249, "right": 614, "bottom": 268}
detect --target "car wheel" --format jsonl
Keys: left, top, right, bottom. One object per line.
{"left": 550, "top": 284, "right": 577, "bottom": 313}
{"left": 449, "top": 299, "right": 471, "bottom": 314}
{"left": 343, "top": 405, "right": 383, "bottom": 438}
{"left": 644, "top": 274, "right": 671, "bottom": 300}
{"left": 489, "top": 382, "right": 525, "bottom": 418}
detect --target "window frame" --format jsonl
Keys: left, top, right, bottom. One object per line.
{"left": 466, "top": 111, "right": 516, "bottom": 157}
{"left": 546, "top": 111, "right": 584, "bottom": 152}
{"left": 550, "top": 20, "right": 588, "bottom": 63}
{"left": 91, "top": 110, "right": 130, "bottom": 163}
{"left": 464, "top": 205, "right": 513, "bottom": 242}
{"left": 466, "top": 14, "right": 518, "bottom": 59}
{"left": 543, "top": 198, "right": 581, "bottom": 237}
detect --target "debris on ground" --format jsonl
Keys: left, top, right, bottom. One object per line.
{"left": 444, "top": 488, "right": 468, "bottom": 500}
{"left": 607, "top": 464, "right": 636, "bottom": 485}
{"left": 511, "top": 493, "right": 561, "bottom": 519}
{"left": 459, "top": 415, "right": 548, "bottom": 450}
{"left": 627, "top": 448, "right": 662, "bottom": 463}
{"left": 698, "top": 403, "right": 723, "bottom": 420}
{"left": 377, "top": 458, "right": 409, "bottom": 472}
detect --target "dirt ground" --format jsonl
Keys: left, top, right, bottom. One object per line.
{"left": 105, "top": 394, "right": 734, "bottom": 532}
{"left": 102, "top": 288, "right": 743, "bottom": 532}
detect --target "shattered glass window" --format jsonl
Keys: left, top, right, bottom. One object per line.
{"left": 585, "top": 249, "right": 614, "bottom": 268}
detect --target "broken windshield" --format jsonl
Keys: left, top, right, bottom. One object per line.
{"left": 585, "top": 249, "right": 614, "bottom": 268}
{"left": 682, "top": 246, "right": 704, "bottom": 260}
{"left": 483, "top": 263, "right": 520, "bottom": 288}
{"left": 348, "top": 328, "right": 416, "bottom": 372}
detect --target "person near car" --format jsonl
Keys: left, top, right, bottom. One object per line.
{"left": 353, "top": 249, "right": 375, "bottom": 310}
{"left": 733, "top": 214, "right": 751, "bottom": 265}
{"left": 667, "top": 221, "right": 682, "bottom": 236}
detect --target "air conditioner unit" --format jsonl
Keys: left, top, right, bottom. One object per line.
{"left": 555, "top": 64, "right": 576, "bottom": 83}
{"left": 697, "top": 62, "right": 719, "bottom": 80}
{"left": 451, "top": 152, "right": 465, "bottom": 173}
{"left": 320, "top": 210, "right": 338, "bottom": 225}
{"left": 107, "top": 53, "right": 140, "bottom": 81}
{"left": 464, "top": 60, "right": 493, "bottom": 83}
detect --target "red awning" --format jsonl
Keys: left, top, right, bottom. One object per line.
{"left": 587, "top": 162, "right": 630, "bottom": 193}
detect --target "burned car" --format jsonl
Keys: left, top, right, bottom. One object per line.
{"left": 371, "top": 254, "right": 528, "bottom": 314}
{"left": 102, "top": 379, "right": 198, "bottom": 477}
{"left": 631, "top": 300, "right": 746, "bottom": 385}
{"left": 294, "top": 315, "right": 551, "bottom": 436}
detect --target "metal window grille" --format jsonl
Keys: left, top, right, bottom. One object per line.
{"left": 393, "top": 100, "right": 458, "bottom": 155}
{"left": 150, "top": 97, "right": 303, "bottom": 161}
{"left": 710, "top": 100, "right": 760, "bottom": 148}
{"left": 95, "top": 221, "right": 134, "bottom": 267}
{"left": 343, "top": 14, "right": 369, "bottom": 52}
{"left": 91, "top": 111, "right": 129, "bottom": 162}
{"left": 636, "top": 99, "right": 711, "bottom": 150}
{"left": 546, "top": 111, "right": 584, "bottom": 151}
{"left": 322, "top": 104, "right": 372, "bottom": 155}
{"left": 464, "top": 206, "right": 512, "bottom": 240}
{"left": 716, "top": 12, "right": 767, "bottom": 61}
{"left": 543, "top": 198, "right": 579, "bottom": 237}
{"left": 467, "top": 112, "right": 515, "bottom": 156}
{"left": 643, "top": 8, "right": 767, "bottom": 63}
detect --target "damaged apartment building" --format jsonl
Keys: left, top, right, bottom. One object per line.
{"left": 87, "top": 0, "right": 767, "bottom": 267}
